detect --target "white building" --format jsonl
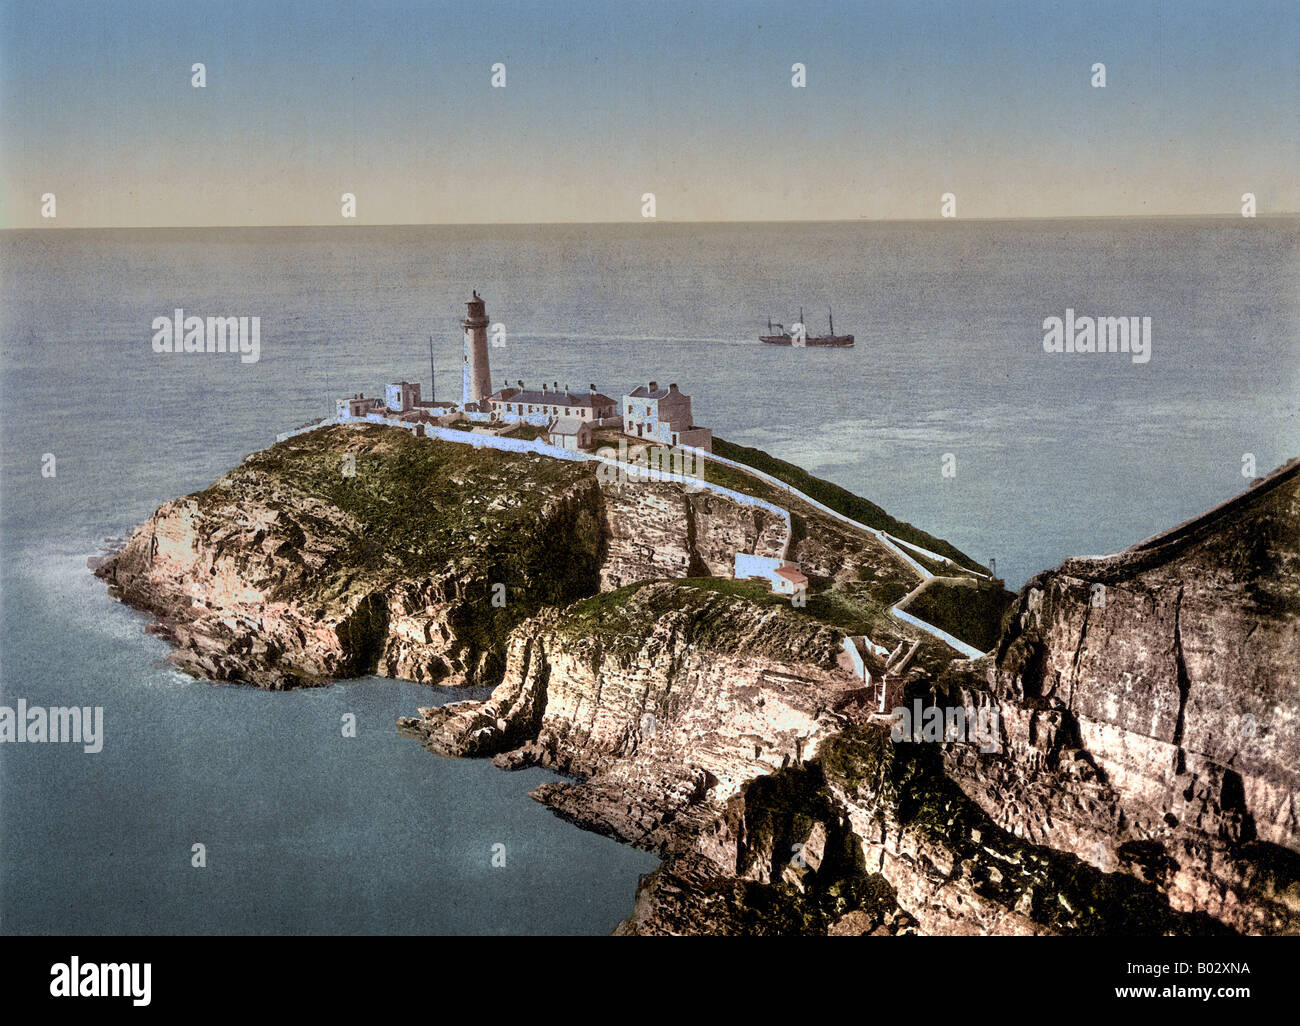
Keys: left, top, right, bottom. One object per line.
{"left": 336, "top": 394, "right": 379, "bottom": 418}
{"left": 623, "top": 381, "right": 712, "bottom": 452}
{"left": 772, "top": 565, "right": 808, "bottom": 596}
{"left": 734, "top": 554, "right": 807, "bottom": 596}
{"left": 486, "top": 381, "right": 617, "bottom": 426}
{"left": 547, "top": 416, "right": 593, "bottom": 451}
{"left": 384, "top": 381, "right": 423, "bottom": 413}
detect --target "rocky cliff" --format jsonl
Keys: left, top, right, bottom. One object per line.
{"left": 937, "top": 459, "right": 1300, "bottom": 934}
{"left": 404, "top": 461, "right": 1299, "bottom": 936}
{"left": 403, "top": 580, "right": 1237, "bottom": 936}
{"left": 97, "top": 422, "right": 1298, "bottom": 935}
{"left": 94, "top": 425, "right": 788, "bottom": 688}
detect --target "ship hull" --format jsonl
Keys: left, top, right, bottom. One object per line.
{"left": 760, "top": 334, "right": 854, "bottom": 347}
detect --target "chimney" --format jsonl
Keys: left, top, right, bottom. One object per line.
{"left": 541, "top": 382, "right": 548, "bottom": 394}
{"left": 669, "top": 383, "right": 678, "bottom": 393}
{"left": 649, "top": 380, "right": 658, "bottom": 392}
{"left": 589, "top": 383, "right": 596, "bottom": 393}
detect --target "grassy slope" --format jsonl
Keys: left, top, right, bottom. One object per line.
{"left": 901, "top": 579, "right": 1011, "bottom": 653}
{"left": 195, "top": 426, "right": 602, "bottom": 648}
{"left": 711, "top": 437, "right": 985, "bottom": 571}
{"left": 196, "top": 425, "right": 999, "bottom": 654}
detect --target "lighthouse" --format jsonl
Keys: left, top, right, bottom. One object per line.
{"left": 462, "top": 290, "right": 492, "bottom": 408}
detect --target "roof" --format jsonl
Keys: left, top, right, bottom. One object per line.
{"left": 774, "top": 566, "right": 808, "bottom": 585}
{"left": 489, "top": 388, "right": 614, "bottom": 407}
{"left": 627, "top": 385, "right": 672, "bottom": 400}
{"left": 549, "top": 417, "right": 588, "bottom": 435}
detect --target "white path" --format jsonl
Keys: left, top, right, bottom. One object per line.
{"left": 686, "top": 447, "right": 996, "bottom": 658}
{"left": 686, "top": 447, "right": 990, "bottom": 581}
{"left": 278, "top": 418, "right": 989, "bottom": 658}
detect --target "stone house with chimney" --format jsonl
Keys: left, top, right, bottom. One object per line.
{"left": 486, "top": 381, "right": 618, "bottom": 427}
{"left": 623, "top": 381, "right": 713, "bottom": 452}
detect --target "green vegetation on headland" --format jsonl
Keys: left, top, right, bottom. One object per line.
{"left": 551, "top": 577, "right": 972, "bottom": 679}
{"left": 672, "top": 576, "right": 902, "bottom": 643}
{"left": 711, "top": 437, "right": 986, "bottom": 571}
{"left": 551, "top": 579, "right": 845, "bottom": 664}
{"left": 898, "top": 576, "right": 1011, "bottom": 653}
{"left": 195, "top": 426, "right": 604, "bottom": 653}
{"left": 186, "top": 424, "right": 1001, "bottom": 662}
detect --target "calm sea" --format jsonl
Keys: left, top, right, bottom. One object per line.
{"left": 1, "top": 219, "right": 1296, "bottom": 933}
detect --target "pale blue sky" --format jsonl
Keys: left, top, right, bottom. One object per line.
{"left": 2, "top": 0, "right": 1297, "bottom": 225}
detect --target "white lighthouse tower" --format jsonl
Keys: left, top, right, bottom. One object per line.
{"left": 462, "top": 290, "right": 492, "bottom": 408}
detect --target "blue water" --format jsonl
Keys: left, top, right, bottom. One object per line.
{"left": 1, "top": 219, "right": 1297, "bottom": 933}
{"left": 0, "top": 546, "right": 655, "bottom": 935}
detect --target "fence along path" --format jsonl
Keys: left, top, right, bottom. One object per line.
{"left": 276, "top": 419, "right": 987, "bottom": 656}
{"left": 684, "top": 446, "right": 990, "bottom": 581}
{"left": 279, "top": 417, "right": 794, "bottom": 555}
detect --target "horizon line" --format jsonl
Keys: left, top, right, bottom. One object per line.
{"left": 4, "top": 212, "right": 1298, "bottom": 232}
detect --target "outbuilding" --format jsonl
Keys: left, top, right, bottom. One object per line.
{"left": 548, "top": 416, "right": 593, "bottom": 451}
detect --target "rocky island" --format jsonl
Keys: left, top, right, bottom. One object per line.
{"left": 94, "top": 424, "right": 1300, "bottom": 935}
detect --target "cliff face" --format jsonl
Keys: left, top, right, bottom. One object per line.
{"left": 940, "top": 461, "right": 1300, "bottom": 933}
{"left": 404, "top": 580, "right": 1234, "bottom": 936}
{"left": 404, "top": 463, "right": 1299, "bottom": 935}
{"left": 405, "top": 581, "right": 864, "bottom": 800}
{"left": 97, "top": 421, "right": 1298, "bottom": 935}
{"left": 94, "top": 426, "right": 787, "bottom": 688}
{"left": 597, "top": 485, "right": 786, "bottom": 588}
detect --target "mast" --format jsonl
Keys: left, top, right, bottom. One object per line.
{"left": 429, "top": 336, "right": 436, "bottom": 401}
{"left": 829, "top": 307, "right": 834, "bottom": 336}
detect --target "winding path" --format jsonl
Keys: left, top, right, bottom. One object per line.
{"left": 281, "top": 417, "right": 992, "bottom": 658}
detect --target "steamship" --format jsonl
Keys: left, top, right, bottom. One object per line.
{"left": 759, "top": 307, "right": 854, "bottom": 347}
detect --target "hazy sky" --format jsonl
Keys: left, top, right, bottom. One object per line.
{"left": 2, "top": 0, "right": 1297, "bottom": 227}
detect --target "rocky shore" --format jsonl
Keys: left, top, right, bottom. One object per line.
{"left": 97, "top": 424, "right": 1299, "bottom": 934}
